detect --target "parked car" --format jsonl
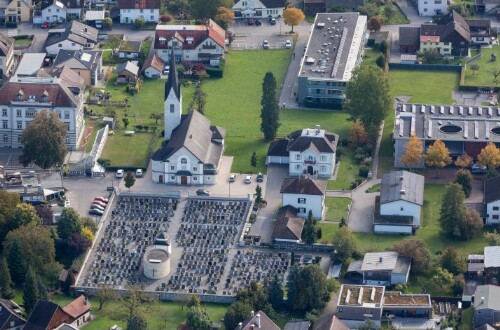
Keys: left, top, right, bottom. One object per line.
{"left": 229, "top": 174, "right": 236, "bottom": 183}
{"left": 262, "top": 40, "right": 270, "bottom": 49}
{"left": 244, "top": 175, "right": 252, "bottom": 184}
{"left": 64, "top": 200, "right": 71, "bottom": 208}
{"left": 269, "top": 17, "right": 276, "bottom": 25}
{"left": 285, "top": 40, "right": 292, "bottom": 49}
{"left": 256, "top": 172, "right": 264, "bottom": 183}
{"left": 255, "top": 19, "right": 262, "bottom": 26}
{"left": 196, "top": 189, "right": 210, "bottom": 196}
{"left": 89, "top": 209, "right": 104, "bottom": 216}
{"left": 90, "top": 204, "right": 105, "bottom": 212}
{"left": 116, "top": 169, "right": 124, "bottom": 178}
{"left": 92, "top": 200, "right": 107, "bottom": 208}
{"left": 471, "top": 163, "right": 487, "bottom": 174}
{"left": 94, "top": 196, "right": 109, "bottom": 204}
{"left": 136, "top": 169, "right": 143, "bottom": 177}
{"left": 247, "top": 17, "right": 255, "bottom": 25}
{"left": 163, "top": 65, "right": 170, "bottom": 75}
{"left": 41, "top": 21, "right": 50, "bottom": 29}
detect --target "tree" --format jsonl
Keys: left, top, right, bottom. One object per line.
{"left": 122, "top": 117, "right": 129, "bottom": 129}
{"left": 67, "top": 232, "right": 92, "bottom": 257}
{"left": 358, "top": 320, "right": 378, "bottom": 330}
{"left": 440, "top": 247, "right": 466, "bottom": 275}
{"left": 191, "top": 81, "right": 207, "bottom": 114}
{"left": 103, "top": 17, "right": 112, "bottom": 29}
{"left": 478, "top": 142, "right": 500, "bottom": 170}
{"left": 454, "top": 169, "right": 473, "bottom": 198}
{"left": 440, "top": 184, "right": 467, "bottom": 239}
{"left": 379, "top": 40, "right": 388, "bottom": 54}
{"left": 223, "top": 301, "right": 253, "bottom": 330}
{"left": 455, "top": 153, "right": 473, "bottom": 169}
{"left": 187, "top": 295, "right": 201, "bottom": 308}
{"left": 267, "top": 274, "right": 284, "bottom": 309}
{"left": 6, "top": 239, "right": 26, "bottom": 287}
{"left": 125, "top": 172, "right": 135, "bottom": 191}
{"left": 82, "top": 217, "right": 98, "bottom": 234}
{"left": 255, "top": 185, "right": 263, "bottom": 206}
{"left": 367, "top": 16, "right": 383, "bottom": 31}
{"left": 349, "top": 122, "right": 368, "bottom": 148}
{"left": 23, "top": 266, "right": 39, "bottom": 314}
{"left": 376, "top": 54, "right": 385, "bottom": 68}
{"left": 121, "top": 285, "right": 154, "bottom": 321}
{"left": 186, "top": 306, "right": 212, "bottom": 330}
{"left": 449, "top": 2, "right": 468, "bottom": 16}
{"left": 189, "top": 0, "right": 233, "bottom": 19}
{"left": 384, "top": 3, "right": 397, "bottom": 18}
{"left": 150, "top": 112, "right": 163, "bottom": 125}
{"left": 260, "top": 72, "right": 280, "bottom": 141}
{"left": 11, "top": 203, "right": 40, "bottom": 230}
{"left": 356, "top": 2, "right": 378, "bottom": 18}
{"left": 343, "top": 66, "right": 391, "bottom": 136}
{"left": 463, "top": 209, "right": 483, "bottom": 240}
{"left": 126, "top": 312, "right": 148, "bottom": 330}
{"left": 134, "top": 17, "right": 144, "bottom": 29}
{"left": 393, "top": 238, "right": 431, "bottom": 274}
{"left": 485, "top": 230, "right": 500, "bottom": 246}
{"left": 35, "top": 205, "right": 54, "bottom": 225}
{"left": 433, "top": 267, "right": 454, "bottom": 288}
{"left": 283, "top": 7, "right": 305, "bottom": 32}
{"left": 332, "top": 226, "right": 357, "bottom": 263}
{"left": 0, "top": 257, "right": 14, "bottom": 299}
{"left": 399, "top": 134, "right": 423, "bottom": 171}
{"left": 215, "top": 6, "right": 234, "bottom": 29}
{"left": 470, "top": 63, "right": 480, "bottom": 76}
{"left": 19, "top": 110, "right": 67, "bottom": 169}
{"left": 303, "top": 210, "right": 317, "bottom": 244}
{"left": 107, "top": 34, "right": 122, "bottom": 55}
{"left": 424, "top": 139, "right": 452, "bottom": 178}
{"left": 58, "top": 208, "right": 82, "bottom": 240}
{"left": 250, "top": 151, "right": 258, "bottom": 167}
{"left": 491, "top": 68, "right": 500, "bottom": 85}
{"left": 286, "top": 264, "right": 334, "bottom": 311}
{"left": 95, "top": 284, "right": 118, "bottom": 310}
{"left": 81, "top": 226, "right": 95, "bottom": 242}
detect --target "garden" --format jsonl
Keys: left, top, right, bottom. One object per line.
{"left": 462, "top": 45, "right": 500, "bottom": 87}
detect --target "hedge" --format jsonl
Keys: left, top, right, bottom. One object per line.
{"left": 206, "top": 59, "right": 225, "bottom": 78}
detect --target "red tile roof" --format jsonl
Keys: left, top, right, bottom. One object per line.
{"left": 117, "top": 0, "right": 160, "bottom": 9}
{"left": 63, "top": 295, "right": 91, "bottom": 319}
{"left": 154, "top": 20, "right": 225, "bottom": 50}
{"left": 142, "top": 53, "right": 164, "bottom": 73}
{"left": 0, "top": 82, "right": 80, "bottom": 107}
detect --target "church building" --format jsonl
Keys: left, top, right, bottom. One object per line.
{"left": 151, "top": 53, "right": 225, "bottom": 185}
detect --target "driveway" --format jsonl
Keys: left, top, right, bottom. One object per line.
{"left": 345, "top": 179, "right": 381, "bottom": 233}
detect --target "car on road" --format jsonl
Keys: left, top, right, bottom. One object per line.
{"left": 269, "top": 17, "right": 276, "bottom": 25}
{"left": 116, "top": 169, "right": 124, "bottom": 178}
{"left": 247, "top": 17, "right": 255, "bottom": 25}
{"left": 471, "top": 163, "right": 487, "bottom": 174}
{"left": 255, "top": 19, "right": 262, "bottom": 26}
{"left": 92, "top": 200, "right": 107, "bottom": 208}
{"left": 41, "top": 21, "right": 50, "bottom": 29}
{"left": 256, "top": 172, "right": 264, "bottom": 183}
{"left": 89, "top": 209, "right": 104, "bottom": 216}
{"left": 262, "top": 40, "right": 270, "bottom": 49}
{"left": 285, "top": 40, "right": 292, "bottom": 49}
{"left": 244, "top": 175, "right": 252, "bottom": 184}
{"left": 229, "top": 174, "right": 236, "bottom": 182}
{"left": 196, "top": 189, "right": 210, "bottom": 196}
{"left": 94, "top": 196, "right": 109, "bottom": 204}
{"left": 135, "top": 169, "right": 143, "bottom": 177}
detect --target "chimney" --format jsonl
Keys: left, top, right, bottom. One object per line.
{"left": 250, "top": 311, "right": 254, "bottom": 318}
{"left": 400, "top": 189, "right": 405, "bottom": 195}
{"left": 23, "top": 185, "right": 27, "bottom": 194}
{"left": 84, "top": 296, "right": 89, "bottom": 305}
{"left": 399, "top": 175, "right": 404, "bottom": 180}
{"left": 255, "top": 314, "right": 261, "bottom": 328}
{"left": 84, "top": 27, "right": 87, "bottom": 32}
{"left": 481, "top": 296, "right": 485, "bottom": 304}
{"left": 379, "top": 257, "right": 383, "bottom": 263}
{"left": 315, "top": 124, "right": 320, "bottom": 134}
{"left": 237, "top": 322, "right": 243, "bottom": 330}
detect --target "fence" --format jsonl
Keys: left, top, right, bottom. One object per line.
{"left": 465, "top": 51, "right": 482, "bottom": 66}
{"left": 388, "top": 62, "right": 462, "bottom": 72}
{"left": 271, "top": 241, "right": 336, "bottom": 252}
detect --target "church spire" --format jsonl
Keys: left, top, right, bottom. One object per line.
{"left": 164, "top": 46, "right": 180, "bottom": 100}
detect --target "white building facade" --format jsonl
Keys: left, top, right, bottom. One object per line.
{"left": 485, "top": 176, "right": 500, "bottom": 225}
{"left": 280, "top": 177, "right": 326, "bottom": 219}
{"left": 119, "top": 8, "right": 159, "bottom": 24}
{"left": 233, "top": 0, "right": 285, "bottom": 18}
{"left": 41, "top": 1, "right": 67, "bottom": 23}
{"left": 417, "top": 0, "right": 447, "bottom": 16}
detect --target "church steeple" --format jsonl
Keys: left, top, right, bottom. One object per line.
{"left": 164, "top": 49, "right": 180, "bottom": 100}
{"left": 163, "top": 47, "right": 182, "bottom": 141}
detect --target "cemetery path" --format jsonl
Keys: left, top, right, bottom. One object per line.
{"left": 164, "top": 198, "right": 188, "bottom": 287}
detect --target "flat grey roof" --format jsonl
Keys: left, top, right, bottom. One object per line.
{"left": 12, "top": 53, "right": 46, "bottom": 77}
{"left": 394, "top": 103, "right": 500, "bottom": 142}
{"left": 299, "top": 12, "right": 366, "bottom": 81}
{"left": 361, "top": 251, "right": 398, "bottom": 271}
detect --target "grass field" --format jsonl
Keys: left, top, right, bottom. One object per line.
{"left": 325, "top": 197, "right": 351, "bottom": 222}
{"left": 463, "top": 45, "right": 500, "bottom": 86}
{"left": 379, "top": 4, "right": 409, "bottom": 25}
{"left": 14, "top": 38, "right": 32, "bottom": 46}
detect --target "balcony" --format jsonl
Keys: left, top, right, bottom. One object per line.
{"left": 304, "top": 159, "right": 316, "bottom": 165}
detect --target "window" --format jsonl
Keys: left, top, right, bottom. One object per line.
{"left": 337, "top": 307, "right": 343, "bottom": 312}
{"left": 150, "top": 9, "right": 154, "bottom": 12}
{"left": 17, "top": 134, "right": 21, "bottom": 142}
{"left": 321, "top": 155, "right": 326, "bottom": 161}
{"left": 423, "top": 8, "right": 427, "bottom": 11}
{"left": 295, "top": 164, "right": 300, "bottom": 170}
{"left": 64, "top": 111, "right": 70, "bottom": 119}
{"left": 140, "top": 9, "right": 143, "bottom": 13}
{"left": 25, "top": 109, "right": 36, "bottom": 118}
{"left": 3, "top": 134, "right": 7, "bottom": 142}
{"left": 71, "top": 42, "right": 76, "bottom": 46}
{"left": 16, "top": 121, "right": 21, "bottom": 129}
{"left": 2, "top": 121, "right": 7, "bottom": 129}
{"left": 193, "top": 167, "right": 197, "bottom": 172}
{"left": 320, "top": 166, "right": 326, "bottom": 172}
{"left": 181, "top": 158, "right": 187, "bottom": 164}
{"left": 1, "top": 109, "right": 6, "bottom": 116}
{"left": 151, "top": 15, "right": 154, "bottom": 20}
{"left": 400, "top": 206, "right": 404, "bottom": 211}
{"left": 170, "top": 166, "right": 175, "bottom": 170}
{"left": 48, "top": 8, "right": 51, "bottom": 12}
{"left": 58, "top": 43, "right": 62, "bottom": 47}
{"left": 16, "top": 109, "right": 21, "bottom": 117}
{"left": 298, "top": 198, "right": 306, "bottom": 204}
{"left": 493, "top": 215, "right": 499, "bottom": 220}
{"left": 295, "top": 154, "right": 301, "bottom": 160}
{"left": 434, "top": 0, "right": 441, "bottom": 3}
{"left": 170, "top": 104, "right": 174, "bottom": 113}
{"left": 171, "top": 176, "right": 175, "bottom": 180}
{"left": 16, "top": 0, "right": 20, "bottom": 6}
{"left": 56, "top": 8, "right": 59, "bottom": 12}
{"left": 493, "top": 206, "right": 499, "bottom": 211}
{"left": 298, "top": 207, "right": 306, "bottom": 213}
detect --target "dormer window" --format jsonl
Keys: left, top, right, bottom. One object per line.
{"left": 42, "top": 90, "right": 49, "bottom": 101}
{"left": 159, "top": 36, "right": 166, "bottom": 45}
{"left": 17, "top": 89, "right": 23, "bottom": 100}
{"left": 186, "top": 37, "right": 193, "bottom": 44}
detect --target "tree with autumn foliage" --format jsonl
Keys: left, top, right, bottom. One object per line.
{"left": 349, "top": 122, "right": 368, "bottom": 148}
{"left": 215, "top": 6, "right": 234, "bottom": 29}
{"left": 399, "top": 134, "right": 423, "bottom": 171}
{"left": 367, "top": 16, "right": 383, "bottom": 31}
{"left": 283, "top": 7, "right": 305, "bottom": 32}
{"left": 478, "top": 142, "right": 500, "bottom": 170}
{"left": 455, "top": 153, "right": 473, "bottom": 169}
{"left": 424, "top": 139, "right": 452, "bottom": 177}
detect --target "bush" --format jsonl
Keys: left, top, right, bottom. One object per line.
{"left": 341, "top": 138, "right": 349, "bottom": 147}
{"left": 379, "top": 40, "right": 388, "bottom": 54}
{"left": 376, "top": 54, "right": 385, "bottom": 68}
{"left": 359, "top": 165, "right": 370, "bottom": 177}
{"left": 159, "top": 14, "right": 172, "bottom": 23}
{"left": 350, "top": 181, "right": 359, "bottom": 189}
{"left": 336, "top": 148, "right": 344, "bottom": 158}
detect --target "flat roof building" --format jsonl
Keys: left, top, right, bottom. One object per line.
{"left": 297, "top": 12, "right": 367, "bottom": 108}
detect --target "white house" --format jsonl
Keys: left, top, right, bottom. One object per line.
{"left": 375, "top": 171, "right": 425, "bottom": 235}
{"left": 141, "top": 53, "right": 164, "bottom": 79}
{"left": 417, "top": 0, "right": 447, "bottom": 16}
{"left": 485, "top": 176, "right": 500, "bottom": 225}
{"left": 117, "top": 0, "right": 159, "bottom": 24}
{"left": 346, "top": 252, "right": 412, "bottom": 286}
{"left": 267, "top": 126, "right": 338, "bottom": 179}
{"left": 154, "top": 20, "right": 226, "bottom": 65}
{"left": 280, "top": 177, "right": 326, "bottom": 219}
{"left": 41, "top": 0, "right": 67, "bottom": 23}
{"left": 151, "top": 54, "right": 225, "bottom": 186}
{"left": 233, "top": 0, "right": 286, "bottom": 18}
{"left": 44, "top": 21, "right": 98, "bottom": 56}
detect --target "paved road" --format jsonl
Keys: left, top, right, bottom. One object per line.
{"left": 348, "top": 179, "right": 381, "bottom": 232}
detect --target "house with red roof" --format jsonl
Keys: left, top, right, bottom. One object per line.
{"left": 117, "top": 0, "right": 160, "bottom": 24}
{"left": 154, "top": 19, "right": 225, "bottom": 65}
{"left": 62, "top": 295, "right": 91, "bottom": 328}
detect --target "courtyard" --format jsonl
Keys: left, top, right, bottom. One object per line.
{"left": 463, "top": 45, "right": 500, "bottom": 87}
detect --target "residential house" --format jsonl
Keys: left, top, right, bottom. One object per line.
{"left": 417, "top": 0, "right": 447, "bottom": 16}
{"left": 0, "top": 32, "right": 14, "bottom": 77}
{"left": 154, "top": 19, "right": 225, "bottom": 65}
{"left": 64, "top": 0, "right": 83, "bottom": 19}
{"left": 41, "top": 0, "right": 66, "bottom": 23}
{"left": 485, "top": 176, "right": 500, "bottom": 225}
{"left": 151, "top": 54, "right": 225, "bottom": 185}
{"left": 0, "top": 298, "right": 26, "bottom": 330}
{"left": 336, "top": 285, "right": 385, "bottom": 328}
{"left": 304, "top": 0, "right": 364, "bottom": 15}
{"left": 0, "top": 66, "right": 85, "bottom": 149}
{"left": 117, "top": 0, "right": 159, "bottom": 24}
{"left": 467, "top": 254, "right": 485, "bottom": 277}
{"left": 399, "top": 26, "right": 420, "bottom": 54}
{"left": 473, "top": 285, "right": 500, "bottom": 328}
{"left": 475, "top": 0, "right": 500, "bottom": 13}
{"left": 44, "top": 21, "right": 98, "bottom": 55}
{"left": 346, "top": 251, "right": 412, "bottom": 286}
{"left": 118, "top": 39, "right": 142, "bottom": 59}
{"left": 393, "top": 103, "right": 500, "bottom": 168}
{"left": 236, "top": 310, "right": 280, "bottom": 330}
{"left": 11, "top": 53, "right": 46, "bottom": 78}
{"left": 141, "top": 53, "right": 164, "bottom": 78}
{"left": 280, "top": 176, "right": 326, "bottom": 219}
{"left": 313, "top": 315, "right": 349, "bottom": 330}
{"left": 0, "top": 0, "right": 32, "bottom": 24}
{"left": 24, "top": 300, "right": 73, "bottom": 330}
{"left": 84, "top": 10, "right": 105, "bottom": 28}
{"left": 374, "top": 170, "right": 425, "bottom": 234}
{"left": 420, "top": 11, "right": 470, "bottom": 56}
{"left": 233, "top": 0, "right": 285, "bottom": 19}
{"left": 115, "top": 60, "right": 139, "bottom": 83}
{"left": 382, "top": 291, "right": 433, "bottom": 320}
{"left": 468, "top": 19, "right": 494, "bottom": 45}
{"left": 267, "top": 126, "right": 339, "bottom": 178}
{"left": 53, "top": 49, "right": 102, "bottom": 86}
{"left": 271, "top": 205, "right": 304, "bottom": 243}
{"left": 284, "top": 320, "right": 311, "bottom": 330}
{"left": 62, "top": 295, "right": 91, "bottom": 328}
{"left": 484, "top": 246, "right": 500, "bottom": 273}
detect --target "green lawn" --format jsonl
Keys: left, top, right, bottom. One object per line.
{"left": 461, "top": 307, "right": 474, "bottom": 330}
{"left": 366, "top": 183, "right": 380, "bottom": 193}
{"left": 379, "top": 4, "right": 409, "bottom": 24}
{"left": 463, "top": 45, "right": 500, "bottom": 86}
{"left": 101, "top": 132, "right": 157, "bottom": 168}
{"left": 14, "top": 38, "right": 32, "bottom": 46}
{"left": 327, "top": 150, "right": 361, "bottom": 190}
{"left": 363, "top": 48, "right": 384, "bottom": 69}
{"left": 324, "top": 197, "right": 351, "bottom": 221}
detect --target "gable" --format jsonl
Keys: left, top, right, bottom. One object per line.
{"left": 168, "top": 147, "right": 199, "bottom": 163}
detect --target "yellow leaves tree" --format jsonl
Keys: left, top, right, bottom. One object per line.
{"left": 349, "top": 122, "right": 368, "bottom": 148}
{"left": 454, "top": 153, "right": 473, "bottom": 169}
{"left": 478, "top": 142, "right": 500, "bottom": 170}
{"left": 399, "top": 133, "right": 423, "bottom": 171}
{"left": 215, "top": 6, "right": 234, "bottom": 29}
{"left": 81, "top": 226, "right": 95, "bottom": 242}
{"left": 283, "top": 7, "right": 305, "bottom": 32}
{"left": 424, "top": 139, "right": 451, "bottom": 178}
